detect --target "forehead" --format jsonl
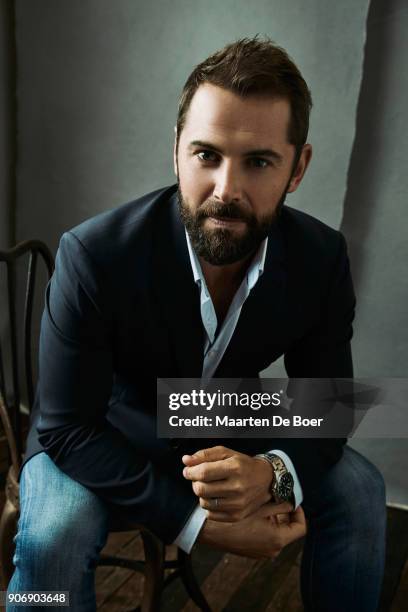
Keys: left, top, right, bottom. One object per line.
{"left": 180, "top": 83, "right": 291, "bottom": 148}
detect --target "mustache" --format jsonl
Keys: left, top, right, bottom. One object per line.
{"left": 196, "top": 200, "right": 253, "bottom": 222}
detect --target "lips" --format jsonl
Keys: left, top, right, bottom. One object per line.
{"left": 207, "top": 216, "right": 246, "bottom": 226}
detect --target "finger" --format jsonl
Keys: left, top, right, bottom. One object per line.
{"left": 183, "top": 459, "right": 232, "bottom": 482}
{"left": 182, "top": 446, "right": 234, "bottom": 466}
{"left": 271, "top": 501, "right": 295, "bottom": 514}
{"left": 205, "top": 510, "right": 238, "bottom": 522}
{"left": 280, "top": 508, "right": 307, "bottom": 538}
{"left": 199, "top": 496, "right": 239, "bottom": 511}
{"left": 281, "top": 520, "right": 307, "bottom": 540}
{"left": 287, "top": 506, "right": 306, "bottom": 526}
{"left": 192, "top": 481, "right": 236, "bottom": 499}
{"left": 251, "top": 502, "right": 294, "bottom": 521}
{"left": 206, "top": 499, "right": 274, "bottom": 523}
{"left": 275, "top": 513, "right": 290, "bottom": 525}
{"left": 265, "top": 501, "right": 295, "bottom": 516}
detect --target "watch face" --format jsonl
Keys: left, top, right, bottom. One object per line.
{"left": 277, "top": 472, "right": 294, "bottom": 501}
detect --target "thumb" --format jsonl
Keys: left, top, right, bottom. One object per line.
{"left": 252, "top": 502, "right": 293, "bottom": 520}
{"left": 250, "top": 502, "right": 294, "bottom": 520}
{"left": 182, "top": 445, "right": 234, "bottom": 465}
{"left": 282, "top": 506, "right": 307, "bottom": 538}
{"left": 287, "top": 505, "right": 306, "bottom": 526}
{"left": 269, "top": 501, "right": 295, "bottom": 516}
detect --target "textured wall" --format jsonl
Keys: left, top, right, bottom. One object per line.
{"left": 0, "top": 0, "right": 14, "bottom": 248}
{"left": 342, "top": 0, "right": 408, "bottom": 378}
{"left": 0, "top": 0, "right": 15, "bottom": 387}
{"left": 15, "top": 0, "right": 369, "bottom": 250}
{"left": 343, "top": 0, "right": 408, "bottom": 504}
{"left": 10, "top": 1, "right": 408, "bottom": 502}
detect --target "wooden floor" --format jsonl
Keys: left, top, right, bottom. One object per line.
{"left": 1, "top": 484, "right": 407, "bottom": 611}
{"left": 94, "top": 505, "right": 408, "bottom": 612}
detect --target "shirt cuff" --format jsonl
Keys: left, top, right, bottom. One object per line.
{"left": 172, "top": 504, "right": 207, "bottom": 554}
{"left": 270, "top": 449, "right": 303, "bottom": 509}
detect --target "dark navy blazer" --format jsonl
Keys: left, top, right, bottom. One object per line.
{"left": 24, "top": 184, "right": 356, "bottom": 543}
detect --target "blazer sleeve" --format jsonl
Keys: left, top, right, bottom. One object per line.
{"left": 280, "top": 231, "right": 356, "bottom": 498}
{"left": 36, "top": 231, "right": 196, "bottom": 543}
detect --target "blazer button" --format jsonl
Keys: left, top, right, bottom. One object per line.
{"left": 169, "top": 438, "right": 181, "bottom": 450}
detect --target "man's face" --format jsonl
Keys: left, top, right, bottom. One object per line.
{"left": 174, "top": 83, "right": 311, "bottom": 266}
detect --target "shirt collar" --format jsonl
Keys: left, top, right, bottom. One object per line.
{"left": 185, "top": 229, "right": 268, "bottom": 290}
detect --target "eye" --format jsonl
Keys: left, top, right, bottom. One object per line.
{"left": 196, "top": 150, "right": 219, "bottom": 163}
{"left": 248, "top": 157, "right": 270, "bottom": 169}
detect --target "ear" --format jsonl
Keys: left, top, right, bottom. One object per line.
{"left": 287, "top": 144, "right": 312, "bottom": 193}
{"left": 173, "top": 126, "right": 178, "bottom": 178}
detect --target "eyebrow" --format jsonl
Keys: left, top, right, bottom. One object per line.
{"left": 188, "top": 140, "right": 284, "bottom": 164}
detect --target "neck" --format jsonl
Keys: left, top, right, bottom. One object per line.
{"left": 199, "top": 252, "right": 253, "bottom": 294}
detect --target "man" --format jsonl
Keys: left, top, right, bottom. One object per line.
{"left": 8, "top": 38, "right": 386, "bottom": 611}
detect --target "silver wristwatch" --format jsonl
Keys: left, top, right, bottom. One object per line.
{"left": 255, "top": 452, "right": 294, "bottom": 503}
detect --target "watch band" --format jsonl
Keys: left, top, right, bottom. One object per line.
{"left": 255, "top": 453, "right": 276, "bottom": 498}
{"left": 255, "top": 452, "right": 295, "bottom": 503}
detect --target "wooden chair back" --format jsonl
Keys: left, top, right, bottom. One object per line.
{"left": 0, "top": 240, "right": 54, "bottom": 473}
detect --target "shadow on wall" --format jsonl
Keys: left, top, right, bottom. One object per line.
{"left": 340, "top": 0, "right": 403, "bottom": 291}
{"left": 0, "top": 0, "right": 17, "bottom": 249}
{"left": 341, "top": 0, "right": 408, "bottom": 295}
{"left": 343, "top": 0, "right": 408, "bottom": 505}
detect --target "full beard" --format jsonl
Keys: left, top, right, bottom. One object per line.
{"left": 177, "top": 188, "right": 286, "bottom": 266}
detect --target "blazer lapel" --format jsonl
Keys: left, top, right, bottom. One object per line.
{"left": 153, "top": 191, "right": 204, "bottom": 377}
{"left": 215, "top": 216, "right": 288, "bottom": 375}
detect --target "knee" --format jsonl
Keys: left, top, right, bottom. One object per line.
{"left": 352, "top": 451, "right": 386, "bottom": 514}
{"left": 307, "top": 448, "right": 386, "bottom": 527}
{"left": 14, "top": 495, "right": 108, "bottom": 568}
{"left": 334, "top": 449, "right": 387, "bottom": 542}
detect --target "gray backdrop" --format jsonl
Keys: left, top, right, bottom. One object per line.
{"left": 1, "top": 0, "right": 407, "bottom": 503}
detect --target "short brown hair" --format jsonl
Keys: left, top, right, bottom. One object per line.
{"left": 176, "top": 37, "right": 312, "bottom": 160}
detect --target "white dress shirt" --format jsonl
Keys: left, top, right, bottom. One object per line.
{"left": 174, "top": 231, "right": 303, "bottom": 553}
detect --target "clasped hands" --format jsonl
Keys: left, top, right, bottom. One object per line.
{"left": 182, "top": 445, "right": 306, "bottom": 559}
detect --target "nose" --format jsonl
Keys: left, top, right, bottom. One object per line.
{"left": 213, "top": 161, "right": 243, "bottom": 203}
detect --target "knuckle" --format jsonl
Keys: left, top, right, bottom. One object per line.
{"left": 197, "top": 467, "right": 206, "bottom": 480}
{"left": 199, "top": 497, "right": 207, "bottom": 509}
{"left": 234, "top": 481, "right": 244, "bottom": 494}
{"left": 230, "top": 458, "right": 240, "bottom": 473}
{"left": 197, "top": 483, "right": 206, "bottom": 497}
{"left": 193, "top": 482, "right": 204, "bottom": 497}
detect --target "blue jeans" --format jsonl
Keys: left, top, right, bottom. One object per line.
{"left": 7, "top": 446, "right": 386, "bottom": 611}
